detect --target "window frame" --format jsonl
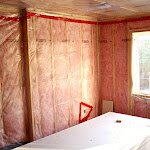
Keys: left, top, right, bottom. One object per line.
{"left": 129, "top": 28, "right": 150, "bottom": 99}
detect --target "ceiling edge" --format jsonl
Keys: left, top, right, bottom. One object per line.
{"left": 27, "top": 8, "right": 99, "bottom": 22}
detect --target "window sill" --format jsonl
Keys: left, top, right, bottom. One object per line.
{"left": 132, "top": 93, "right": 150, "bottom": 98}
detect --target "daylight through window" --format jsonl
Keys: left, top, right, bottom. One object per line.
{"left": 132, "top": 31, "right": 150, "bottom": 95}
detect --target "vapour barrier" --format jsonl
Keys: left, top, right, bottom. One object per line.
{"left": 67, "top": 21, "right": 81, "bottom": 126}
{"left": 0, "top": 12, "right": 27, "bottom": 147}
{"left": 2, "top": 9, "right": 150, "bottom": 148}
{"left": 0, "top": 11, "right": 99, "bottom": 147}
{"left": 35, "top": 17, "right": 55, "bottom": 138}
{"left": 28, "top": 16, "right": 99, "bottom": 138}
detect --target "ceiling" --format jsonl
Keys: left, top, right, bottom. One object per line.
{"left": 1, "top": 0, "right": 150, "bottom": 21}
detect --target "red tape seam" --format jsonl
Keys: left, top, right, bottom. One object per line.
{"left": 79, "top": 102, "right": 93, "bottom": 123}
{"left": 1, "top": 12, "right": 150, "bottom": 25}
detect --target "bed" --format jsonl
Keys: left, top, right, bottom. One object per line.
{"left": 14, "top": 112, "right": 150, "bottom": 150}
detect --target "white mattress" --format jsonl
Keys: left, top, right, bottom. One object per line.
{"left": 14, "top": 112, "right": 150, "bottom": 150}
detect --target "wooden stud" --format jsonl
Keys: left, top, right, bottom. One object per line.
{"left": 92, "top": 24, "right": 96, "bottom": 117}
{"left": 50, "top": 19, "right": 57, "bottom": 132}
{"left": 80, "top": 24, "right": 83, "bottom": 102}
{"left": 127, "top": 22, "right": 131, "bottom": 115}
{"left": 92, "top": 24, "right": 95, "bottom": 116}
{"left": 33, "top": 16, "right": 42, "bottom": 138}
{"left": 129, "top": 28, "right": 150, "bottom": 32}
{"left": 112, "top": 24, "right": 116, "bottom": 112}
{"left": 66, "top": 21, "right": 71, "bottom": 127}
{"left": 127, "top": 23, "right": 134, "bottom": 115}
{"left": 21, "top": 9, "right": 35, "bottom": 141}
{"left": 80, "top": 24, "right": 84, "bottom": 118}
{"left": 98, "top": 24, "right": 101, "bottom": 115}
{"left": 0, "top": 79, "right": 6, "bottom": 146}
{"left": 128, "top": 28, "right": 150, "bottom": 116}
{"left": 18, "top": 18, "right": 27, "bottom": 139}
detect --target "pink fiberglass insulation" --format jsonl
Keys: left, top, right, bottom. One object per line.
{"left": 128, "top": 20, "right": 150, "bottom": 30}
{"left": 0, "top": 80, "right": 5, "bottom": 147}
{"left": 52, "top": 20, "right": 70, "bottom": 132}
{"left": 134, "top": 96, "right": 147, "bottom": 118}
{"left": 67, "top": 22, "right": 81, "bottom": 126}
{"left": 0, "top": 13, "right": 100, "bottom": 146}
{"left": 68, "top": 22, "right": 81, "bottom": 78}
{"left": 28, "top": 17, "right": 41, "bottom": 140}
{"left": 70, "top": 78, "right": 81, "bottom": 126}
{"left": 114, "top": 23, "right": 128, "bottom": 114}
{"left": 35, "top": 17, "right": 55, "bottom": 137}
{"left": 147, "top": 100, "right": 150, "bottom": 119}
{"left": 99, "top": 20, "right": 150, "bottom": 116}
{"left": 100, "top": 24, "right": 113, "bottom": 102}
{"left": 55, "top": 79, "right": 70, "bottom": 131}
{"left": 82, "top": 24, "right": 95, "bottom": 119}
{"left": 0, "top": 17, "right": 26, "bottom": 146}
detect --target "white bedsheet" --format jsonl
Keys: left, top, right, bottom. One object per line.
{"left": 15, "top": 112, "right": 150, "bottom": 150}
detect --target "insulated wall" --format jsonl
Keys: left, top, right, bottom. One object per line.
{"left": 100, "top": 20, "right": 150, "bottom": 117}
{"left": 27, "top": 16, "right": 100, "bottom": 140}
{"left": 128, "top": 20, "right": 150, "bottom": 118}
{"left": 0, "top": 13, "right": 27, "bottom": 147}
{"left": 0, "top": 13, "right": 99, "bottom": 147}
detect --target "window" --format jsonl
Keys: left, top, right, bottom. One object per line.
{"left": 132, "top": 31, "right": 150, "bottom": 95}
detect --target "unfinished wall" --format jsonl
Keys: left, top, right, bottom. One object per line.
{"left": 0, "top": 13, "right": 99, "bottom": 146}
{"left": 100, "top": 20, "right": 150, "bottom": 117}
{"left": 0, "top": 13, "right": 27, "bottom": 147}
{"left": 28, "top": 16, "right": 99, "bottom": 140}
{"left": 128, "top": 20, "right": 150, "bottom": 118}
{"left": 0, "top": 11, "right": 100, "bottom": 148}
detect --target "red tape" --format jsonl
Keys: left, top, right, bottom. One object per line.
{"left": 1, "top": 12, "right": 150, "bottom": 25}
{"left": 0, "top": 15, "right": 21, "bottom": 21}
{"left": 79, "top": 102, "right": 93, "bottom": 123}
{"left": 26, "top": 12, "right": 97, "bottom": 24}
{"left": 99, "top": 16, "right": 150, "bottom": 25}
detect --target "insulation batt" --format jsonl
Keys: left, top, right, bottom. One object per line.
{"left": 28, "top": 16, "right": 99, "bottom": 141}
{"left": 4, "top": 10, "right": 150, "bottom": 148}
{"left": 100, "top": 20, "right": 150, "bottom": 116}
{"left": 0, "top": 13, "right": 27, "bottom": 147}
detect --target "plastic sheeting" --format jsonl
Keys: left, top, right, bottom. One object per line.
{"left": 68, "top": 22, "right": 82, "bottom": 126}
{"left": 0, "top": 12, "right": 99, "bottom": 147}
{"left": 28, "top": 16, "right": 99, "bottom": 139}
{"left": 0, "top": 12, "right": 27, "bottom": 147}
{"left": 28, "top": 17, "right": 55, "bottom": 140}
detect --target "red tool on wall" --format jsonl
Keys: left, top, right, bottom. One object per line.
{"left": 79, "top": 102, "right": 93, "bottom": 123}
